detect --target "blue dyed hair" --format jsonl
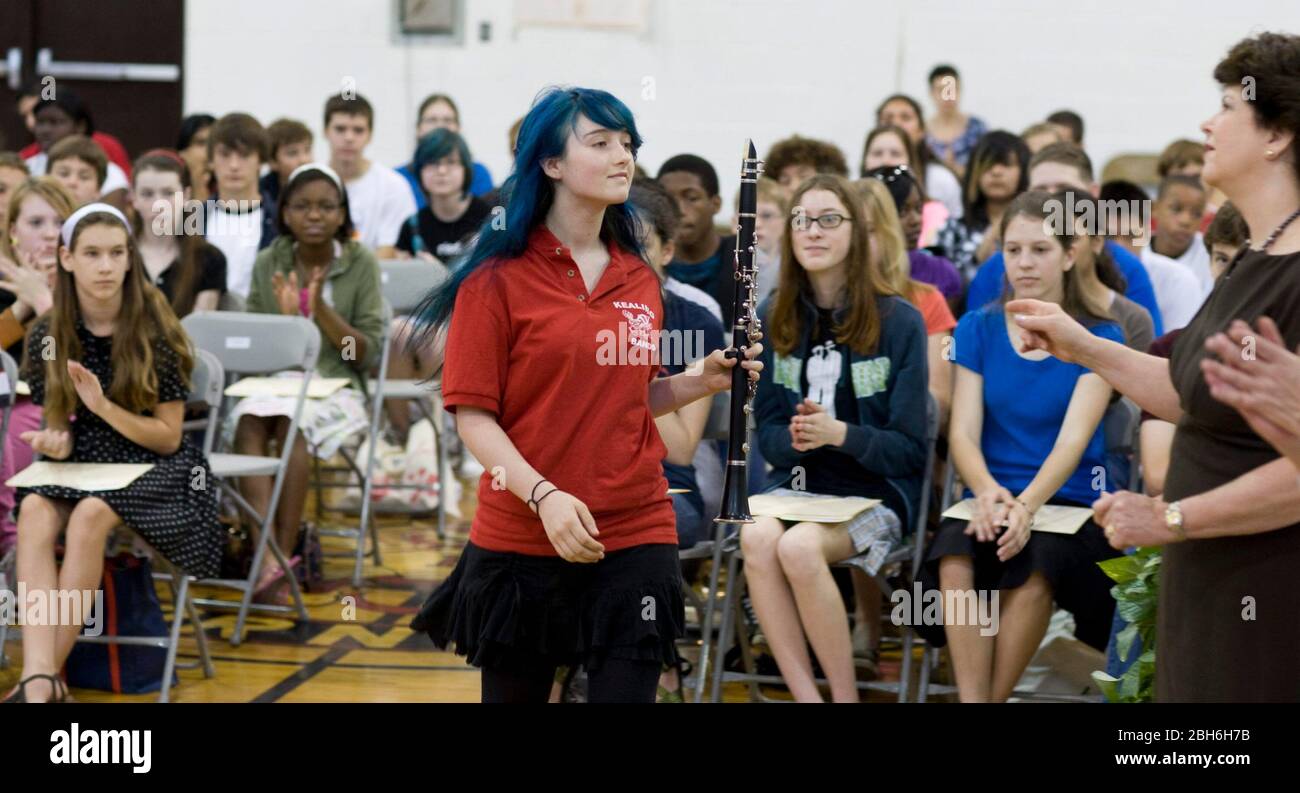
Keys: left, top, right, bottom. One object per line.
{"left": 413, "top": 128, "right": 474, "bottom": 197}
{"left": 410, "top": 86, "right": 645, "bottom": 341}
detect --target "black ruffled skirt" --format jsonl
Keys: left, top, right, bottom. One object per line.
{"left": 411, "top": 541, "right": 685, "bottom": 674}
{"left": 916, "top": 500, "right": 1120, "bottom": 650}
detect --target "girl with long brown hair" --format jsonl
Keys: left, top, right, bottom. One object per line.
{"left": 3, "top": 204, "right": 223, "bottom": 702}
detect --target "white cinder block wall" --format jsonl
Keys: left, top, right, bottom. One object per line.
{"left": 184, "top": 0, "right": 1299, "bottom": 202}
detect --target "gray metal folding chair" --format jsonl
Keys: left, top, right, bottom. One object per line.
{"left": 313, "top": 299, "right": 395, "bottom": 586}
{"left": 706, "top": 393, "right": 940, "bottom": 702}
{"left": 181, "top": 311, "right": 320, "bottom": 646}
{"left": 363, "top": 259, "right": 452, "bottom": 539}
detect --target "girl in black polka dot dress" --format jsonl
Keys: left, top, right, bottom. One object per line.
{"left": 3, "top": 203, "right": 222, "bottom": 703}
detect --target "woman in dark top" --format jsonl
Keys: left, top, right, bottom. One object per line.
{"left": 1010, "top": 32, "right": 1300, "bottom": 702}
{"left": 395, "top": 128, "right": 492, "bottom": 263}
{"left": 130, "top": 150, "right": 226, "bottom": 316}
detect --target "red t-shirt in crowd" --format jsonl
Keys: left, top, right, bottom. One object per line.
{"left": 441, "top": 224, "right": 677, "bottom": 555}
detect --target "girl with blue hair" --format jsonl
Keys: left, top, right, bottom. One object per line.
{"left": 409, "top": 86, "right": 763, "bottom": 702}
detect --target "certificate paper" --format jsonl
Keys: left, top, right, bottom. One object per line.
{"left": 749, "top": 491, "right": 882, "bottom": 524}
{"left": 941, "top": 498, "right": 1092, "bottom": 535}
{"left": 225, "top": 376, "right": 350, "bottom": 399}
{"left": 6, "top": 462, "right": 155, "bottom": 491}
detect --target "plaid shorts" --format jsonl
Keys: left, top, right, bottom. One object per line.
{"left": 767, "top": 488, "right": 902, "bottom": 576}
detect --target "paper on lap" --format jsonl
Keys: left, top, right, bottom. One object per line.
{"left": 749, "top": 490, "right": 881, "bottom": 523}
{"left": 941, "top": 498, "right": 1092, "bottom": 535}
{"left": 0, "top": 374, "right": 30, "bottom": 396}
{"left": 225, "top": 376, "right": 350, "bottom": 399}
{"left": 6, "top": 462, "right": 155, "bottom": 491}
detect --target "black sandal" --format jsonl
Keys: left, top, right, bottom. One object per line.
{"left": 2, "top": 673, "right": 68, "bottom": 703}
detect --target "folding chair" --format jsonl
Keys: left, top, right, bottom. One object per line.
{"left": 678, "top": 391, "right": 732, "bottom": 703}
{"left": 704, "top": 393, "right": 940, "bottom": 702}
{"left": 181, "top": 311, "right": 319, "bottom": 646}
{"left": 313, "top": 299, "right": 395, "bottom": 587}
{"left": 362, "top": 259, "right": 452, "bottom": 539}
{"left": 0, "top": 349, "right": 22, "bottom": 667}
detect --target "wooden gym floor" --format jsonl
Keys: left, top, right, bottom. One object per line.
{"left": 1, "top": 482, "right": 921, "bottom": 703}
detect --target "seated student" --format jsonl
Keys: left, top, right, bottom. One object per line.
{"left": 23, "top": 89, "right": 130, "bottom": 202}
{"left": 1045, "top": 109, "right": 1084, "bottom": 147}
{"left": 397, "top": 93, "right": 495, "bottom": 209}
{"left": 4, "top": 203, "right": 223, "bottom": 702}
{"left": 1147, "top": 174, "right": 1213, "bottom": 295}
{"left": 0, "top": 153, "right": 30, "bottom": 229}
{"left": 657, "top": 154, "right": 739, "bottom": 323}
{"left": 729, "top": 176, "right": 788, "bottom": 314}
{"left": 876, "top": 93, "right": 964, "bottom": 220}
{"left": 231, "top": 164, "right": 383, "bottom": 597}
{"left": 259, "top": 119, "right": 315, "bottom": 206}
{"left": 924, "top": 65, "right": 989, "bottom": 178}
{"left": 866, "top": 164, "right": 962, "bottom": 303}
{"left": 743, "top": 174, "right": 928, "bottom": 703}
{"left": 1101, "top": 179, "right": 1203, "bottom": 330}
{"left": 630, "top": 179, "right": 725, "bottom": 552}
{"left": 856, "top": 177, "right": 956, "bottom": 425}
{"left": 1021, "top": 122, "right": 1064, "bottom": 155}
{"left": 176, "top": 113, "right": 217, "bottom": 204}
{"left": 204, "top": 113, "right": 278, "bottom": 301}
{"left": 383, "top": 128, "right": 492, "bottom": 441}
{"left": 0, "top": 178, "right": 75, "bottom": 555}
{"left": 15, "top": 83, "right": 130, "bottom": 177}
{"left": 933, "top": 130, "right": 1030, "bottom": 284}
{"left": 860, "top": 124, "right": 950, "bottom": 248}
{"left": 1157, "top": 138, "right": 1227, "bottom": 231}
{"left": 1063, "top": 194, "right": 1155, "bottom": 353}
{"left": 763, "top": 135, "right": 850, "bottom": 190}
{"left": 395, "top": 128, "right": 492, "bottom": 263}
{"left": 964, "top": 143, "right": 1164, "bottom": 334}
{"left": 131, "top": 150, "right": 227, "bottom": 317}
{"left": 921, "top": 190, "right": 1123, "bottom": 702}
{"left": 324, "top": 93, "right": 417, "bottom": 256}
{"left": 46, "top": 135, "right": 111, "bottom": 208}
{"left": 1138, "top": 202, "right": 1246, "bottom": 496}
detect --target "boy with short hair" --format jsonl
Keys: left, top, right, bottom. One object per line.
{"left": 763, "top": 135, "right": 849, "bottom": 190}
{"left": 324, "top": 92, "right": 416, "bottom": 255}
{"left": 1149, "top": 174, "right": 1212, "bottom": 293}
{"left": 1157, "top": 139, "right": 1205, "bottom": 179}
{"left": 657, "top": 154, "right": 739, "bottom": 324}
{"left": 260, "top": 118, "right": 314, "bottom": 205}
{"left": 1203, "top": 201, "right": 1248, "bottom": 281}
{"left": 1102, "top": 179, "right": 1204, "bottom": 330}
{"left": 46, "top": 135, "right": 106, "bottom": 207}
{"left": 204, "top": 112, "right": 278, "bottom": 299}
{"left": 1046, "top": 109, "right": 1085, "bottom": 145}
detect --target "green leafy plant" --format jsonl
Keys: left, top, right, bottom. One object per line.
{"left": 1091, "top": 547, "right": 1160, "bottom": 702}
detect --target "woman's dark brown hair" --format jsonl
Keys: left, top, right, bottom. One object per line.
{"left": 1213, "top": 32, "right": 1300, "bottom": 186}
{"left": 771, "top": 174, "right": 899, "bottom": 356}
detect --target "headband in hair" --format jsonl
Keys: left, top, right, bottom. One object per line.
{"left": 288, "top": 163, "right": 344, "bottom": 194}
{"left": 60, "top": 202, "right": 130, "bottom": 246}
{"left": 140, "top": 147, "right": 188, "bottom": 169}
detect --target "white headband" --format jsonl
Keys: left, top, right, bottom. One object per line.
{"left": 60, "top": 203, "right": 131, "bottom": 247}
{"left": 288, "top": 162, "right": 345, "bottom": 194}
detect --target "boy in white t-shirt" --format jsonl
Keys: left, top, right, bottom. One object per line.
{"left": 204, "top": 113, "right": 276, "bottom": 300}
{"left": 324, "top": 93, "right": 416, "bottom": 257}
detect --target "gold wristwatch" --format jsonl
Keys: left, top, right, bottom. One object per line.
{"left": 1164, "top": 500, "right": 1186, "bottom": 540}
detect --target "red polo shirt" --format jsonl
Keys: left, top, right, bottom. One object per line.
{"left": 442, "top": 224, "right": 676, "bottom": 555}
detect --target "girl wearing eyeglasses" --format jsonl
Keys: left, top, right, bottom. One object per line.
{"left": 230, "top": 163, "right": 384, "bottom": 599}
{"left": 745, "top": 173, "right": 929, "bottom": 702}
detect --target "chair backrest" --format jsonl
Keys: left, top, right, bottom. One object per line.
{"left": 378, "top": 259, "right": 451, "bottom": 315}
{"left": 1103, "top": 396, "right": 1141, "bottom": 492}
{"left": 701, "top": 390, "right": 732, "bottom": 441}
{"left": 187, "top": 348, "right": 224, "bottom": 410}
{"left": 181, "top": 311, "right": 320, "bottom": 377}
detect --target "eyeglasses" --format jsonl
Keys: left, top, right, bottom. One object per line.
{"left": 286, "top": 201, "right": 342, "bottom": 215}
{"left": 791, "top": 213, "right": 851, "bottom": 231}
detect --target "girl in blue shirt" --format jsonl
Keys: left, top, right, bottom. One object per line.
{"left": 922, "top": 190, "right": 1123, "bottom": 702}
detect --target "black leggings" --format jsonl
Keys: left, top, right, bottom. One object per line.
{"left": 481, "top": 658, "right": 662, "bottom": 703}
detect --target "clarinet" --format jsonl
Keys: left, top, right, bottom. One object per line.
{"left": 716, "top": 140, "right": 763, "bottom": 525}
